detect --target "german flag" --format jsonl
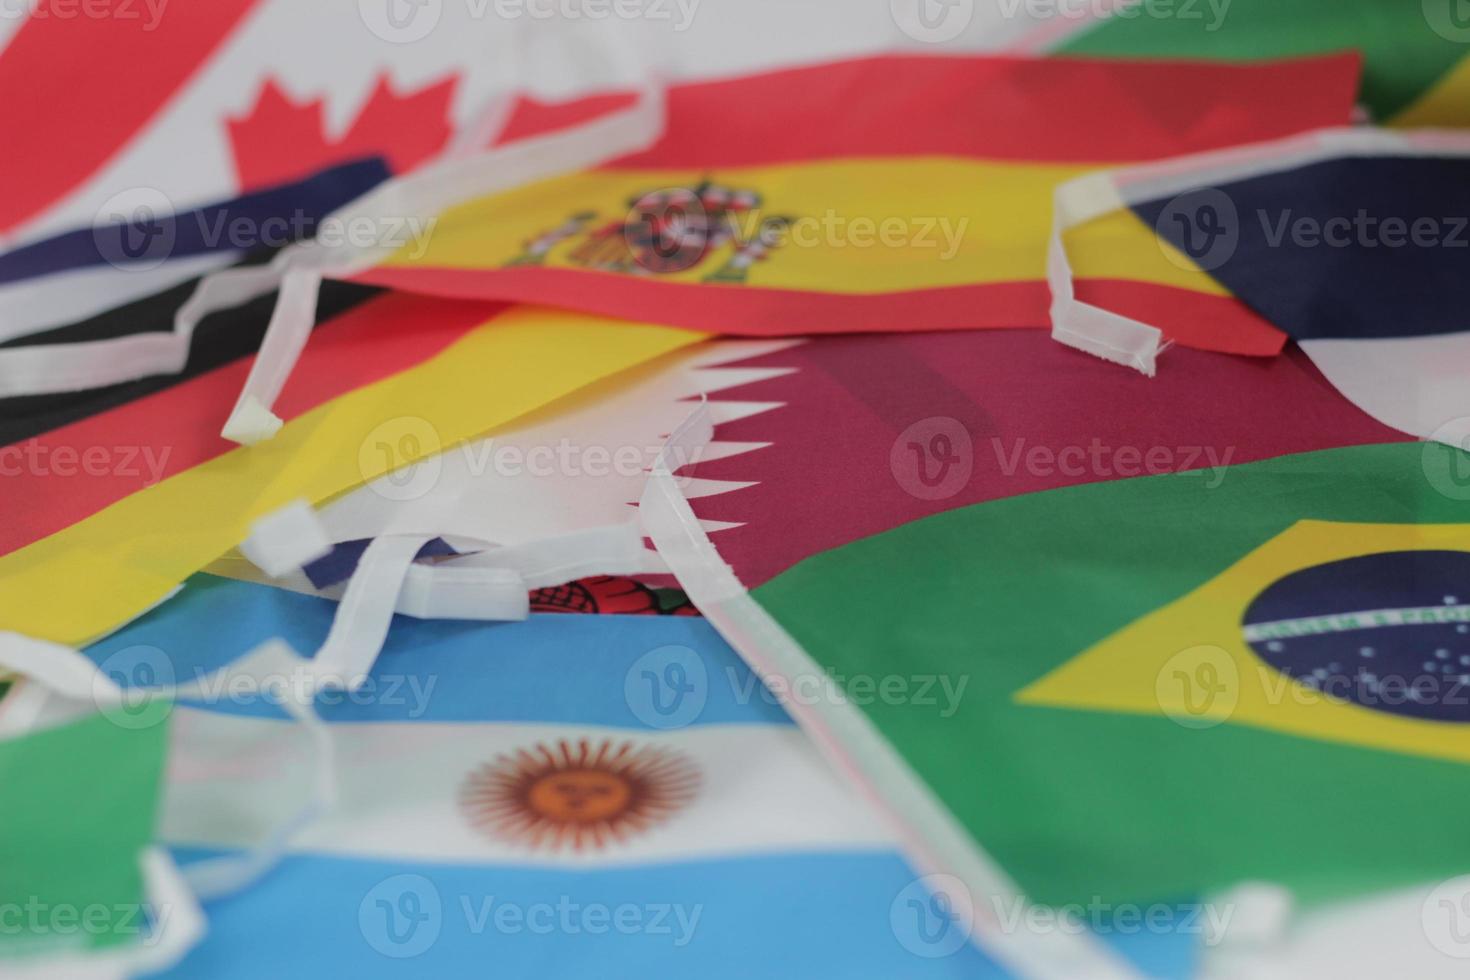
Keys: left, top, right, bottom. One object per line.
{"left": 0, "top": 293, "right": 702, "bottom": 645}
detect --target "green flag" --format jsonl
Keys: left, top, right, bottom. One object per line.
{"left": 0, "top": 710, "right": 168, "bottom": 959}
{"left": 754, "top": 442, "right": 1470, "bottom": 907}
{"left": 1058, "top": 0, "right": 1465, "bottom": 121}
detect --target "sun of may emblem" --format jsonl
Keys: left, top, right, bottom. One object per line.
{"left": 459, "top": 738, "right": 701, "bottom": 851}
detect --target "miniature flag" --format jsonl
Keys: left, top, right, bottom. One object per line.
{"left": 350, "top": 52, "right": 1361, "bottom": 352}
{"left": 0, "top": 301, "right": 703, "bottom": 647}
{"left": 688, "top": 442, "right": 1470, "bottom": 911}
{"left": 1052, "top": 128, "right": 1470, "bottom": 445}
{"left": 1056, "top": 0, "right": 1469, "bottom": 124}
{"left": 0, "top": 711, "right": 170, "bottom": 964}
{"left": 83, "top": 575, "right": 1204, "bottom": 980}
{"left": 637, "top": 324, "right": 1470, "bottom": 929}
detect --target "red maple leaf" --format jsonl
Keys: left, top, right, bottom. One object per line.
{"left": 227, "top": 72, "right": 458, "bottom": 191}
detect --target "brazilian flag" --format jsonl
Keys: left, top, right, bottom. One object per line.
{"left": 1059, "top": 0, "right": 1470, "bottom": 124}
{"left": 756, "top": 441, "right": 1470, "bottom": 907}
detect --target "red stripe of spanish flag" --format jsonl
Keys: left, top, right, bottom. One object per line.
{"left": 357, "top": 52, "right": 1359, "bottom": 352}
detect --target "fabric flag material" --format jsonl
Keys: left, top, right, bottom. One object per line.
{"left": 0, "top": 0, "right": 260, "bottom": 238}
{"left": 0, "top": 302, "right": 703, "bottom": 647}
{"left": 0, "top": 254, "right": 237, "bottom": 353}
{"left": 0, "top": 711, "right": 169, "bottom": 961}
{"left": 0, "top": 276, "right": 380, "bottom": 446}
{"left": 677, "top": 330, "right": 1408, "bottom": 589}
{"left": 1056, "top": 0, "right": 1468, "bottom": 124}
{"left": 1045, "top": 129, "right": 1470, "bottom": 442}
{"left": 636, "top": 323, "right": 1470, "bottom": 975}
{"left": 1023, "top": 520, "right": 1470, "bottom": 755}
{"left": 703, "top": 442, "right": 1470, "bottom": 912}
{"left": 1394, "top": 54, "right": 1470, "bottom": 129}
{"left": 0, "top": 0, "right": 1053, "bottom": 243}
{"left": 0, "top": 157, "right": 388, "bottom": 289}
{"left": 219, "top": 544, "right": 699, "bottom": 617}
{"left": 635, "top": 327, "right": 1434, "bottom": 975}
{"left": 1123, "top": 131, "right": 1470, "bottom": 445}
{"left": 319, "top": 339, "right": 783, "bottom": 568}
{"left": 0, "top": 157, "right": 388, "bottom": 349}
{"left": 351, "top": 52, "right": 1361, "bottom": 351}
{"left": 78, "top": 574, "right": 1202, "bottom": 980}
{"left": 196, "top": 335, "right": 791, "bottom": 609}
{"left": 0, "top": 291, "right": 484, "bottom": 565}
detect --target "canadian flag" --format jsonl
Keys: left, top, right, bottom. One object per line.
{"left": 0, "top": 0, "right": 1055, "bottom": 247}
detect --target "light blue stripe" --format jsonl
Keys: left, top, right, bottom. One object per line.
{"left": 84, "top": 574, "right": 792, "bottom": 728}
{"left": 153, "top": 850, "right": 1197, "bottom": 979}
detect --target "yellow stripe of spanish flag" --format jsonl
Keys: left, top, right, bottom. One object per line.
{"left": 383, "top": 158, "right": 1230, "bottom": 299}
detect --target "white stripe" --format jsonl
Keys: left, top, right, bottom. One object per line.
{"left": 313, "top": 338, "right": 785, "bottom": 554}
{"left": 162, "top": 715, "right": 893, "bottom": 867}
{"left": 1048, "top": 126, "right": 1470, "bottom": 381}
{"left": 1300, "top": 335, "right": 1470, "bottom": 444}
{"left": 680, "top": 366, "right": 798, "bottom": 395}
{"left": 1108, "top": 128, "right": 1470, "bottom": 209}
{"left": 706, "top": 400, "right": 785, "bottom": 425}
{"left": 0, "top": 259, "right": 284, "bottom": 396}
{"left": 1243, "top": 604, "right": 1470, "bottom": 641}
{"left": 0, "top": 252, "right": 235, "bottom": 344}
{"left": 1200, "top": 880, "right": 1470, "bottom": 980}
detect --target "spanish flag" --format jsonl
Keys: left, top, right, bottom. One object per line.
{"left": 355, "top": 52, "right": 1362, "bottom": 355}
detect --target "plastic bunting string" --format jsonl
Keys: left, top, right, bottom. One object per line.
{"left": 0, "top": 78, "right": 664, "bottom": 439}
{"left": 243, "top": 524, "right": 655, "bottom": 621}
{"left": 0, "top": 262, "right": 282, "bottom": 397}
{"left": 0, "top": 848, "right": 203, "bottom": 980}
{"left": 214, "top": 79, "right": 666, "bottom": 445}
{"left": 0, "top": 252, "right": 230, "bottom": 346}
{"left": 1047, "top": 125, "right": 1470, "bottom": 416}
{"left": 0, "top": 158, "right": 392, "bottom": 395}
{"left": 238, "top": 498, "right": 654, "bottom": 688}
{"left": 635, "top": 402, "right": 1145, "bottom": 980}
{"left": 0, "top": 631, "right": 339, "bottom": 975}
